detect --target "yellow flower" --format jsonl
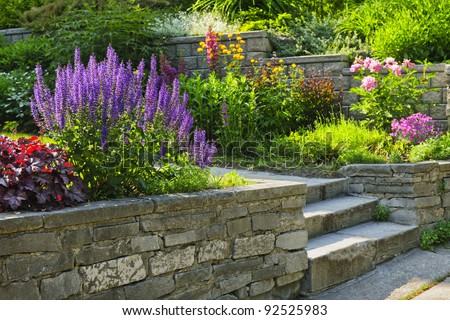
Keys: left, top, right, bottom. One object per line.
{"left": 237, "top": 48, "right": 244, "bottom": 53}
{"left": 232, "top": 48, "right": 237, "bottom": 53}
{"left": 199, "top": 41, "right": 206, "bottom": 48}
{"left": 239, "top": 40, "right": 246, "bottom": 44}
{"left": 230, "top": 43, "right": 235, "bottom": 48}
{"left": 250, "top": 59, "right": 256, "bottom": 63}
{"left": 227, "top": 33, "right": 233, "bottom": 39}
{"left": 218, "top": 32, "right": 224, "bottom": 37}
{"left": 266, "top": 62, "right": 271, "bottom": 67}
{"left": 291, "top": 63, "right": 297, "bottom": 68}
{"left": 235, "top": 31, "right": 241, "bottom": 35}
{"left": 197, "top": 48, "right": 203, "bottom": 53}
{"left": 236, "top": 36, "right": 242, "bottom": 41}
{"left": 278, "top": 59, "right": 284, "bottom": 63}
{"left": 219, "top": 44, "right": 227, "bottom": 50}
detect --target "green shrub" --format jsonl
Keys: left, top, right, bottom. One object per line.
{"left": 41, "top": 1, "right": 168, "bottom": 69}
{"left": 0, "top": 36, "right": 52, "bottom": 72}
{"left": 0, "top": 69, "right": 37, "bottom": 132}
{"left": 339, "top": 0, "right": 450, "bottom": 62}
{"left": 0, "top": 0, "right": 44, "bottom": 28}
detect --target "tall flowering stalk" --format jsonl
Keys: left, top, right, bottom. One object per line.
{"left": 31, "top": 46, "right": 215, "bottom": 199}
{"left": 349, "top": 56, "right": 436, "bottom": 131}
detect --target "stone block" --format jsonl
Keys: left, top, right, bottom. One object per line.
{"left": 246, "top": 37, "right": 272, "bottom": 52}
{"left": 215, "top": 273, "right": 252, "bottom": 297}
{"left": 94, "top": 222, "right": 139, "bottom": 241}
{"left": 79, "top": 254, "right": 146, "bottom": 294}
{"left": 443, "top": 192, "right": 450, "bottom": 207}
{"left": 0, "top": 280, "right": 40, "bottom": 300}
{"left": 431, "top": 72, "right": 448, "bottom": 87}
{"left": 149, "top": 246, "right": 195, "bottom": 276}
{"left": 0, "top": 232, "right": 61, "bottom": 256}
{"left": 389, "top": 209, "right": 417, "bottom": 225}
{"left": 282, "top": 197, "right": 306, "bottom": 209}
{"left": 0, "top": 213, "right": 43, "bottom": 234}
{"left": 90, "top": 287, "right": 126, "bottom": 300}
{"left": 207, "top": 224, "right": 226, "bottom": 239}
{"left": 164, "top": 228, "right": 206, "bottom": 247}
{"left": 170, "top": 283, "right": 214, "bottom": 300}
{"left": 124, "top": 275, "right": 175, "bottom": 299}
{"left": 276, "top": 230, "right": 308, "bottom": 250}
{"left": 252, "top": 213, "right": 280, "bottom": 231}
{"left": 275, "top": 272, "right": 304, "bottom": 287}
{"left": 75, "top": 239, "right": 130, "bottom": 266}
{"left": 249, "top": 279, "right": 275, "bottom": 296}
{"left": 6, "top": 252, "right": 73, "bottom": 281}
{"left": 278, "top": 212, "right": 305, "bottom": 233}
{"left": 227, "top": 217, "right": 251, "bottom": 236}
{"left": 175, "top": 266, "right": 212, "bottom": 287}
{"left": 213, "top": 257, "right": 262, "bottom": 277}
{"left": 220, "top": 207, "right": 248, "bottom": 220}
{"left": 40, "top": 270, "right": 81, "bottom": 299}
{"left": 285, "top": 250, "right": 308, "bottom": 274}
{"left": 141, "top": 211, "right": 215, "bottom": 232}
{"left": 198, "top": 240, "right": 230, "bottom": 263}
{"left": 416, "top": 207, "right": 445, "bottom": 226}
{"left": 339, "top": 164, "right": 393, "bottom": 177}
{"left": 423, "top": 89, "right": 444, "bottom": 104}
{"left": 131, "top": 235, "right": 160, "bottom": 253}
{"left": 248, "top": 200, "right": 281, "bottom": 214}
{"left": 252, "top": 265, "right": 285, "bottom": 282}
{"left": 62, "top": 228, "right": 93, "bottom": 249}
{"left": 233, "top": 234, "right": 275, "bottom": 259}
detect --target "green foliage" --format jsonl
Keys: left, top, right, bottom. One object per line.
{"left": 408, "top": 133, "right": 450, "bottom": 162}
{"left": 0, "top": 36, "right": 52, "bottom": 72}
{"left": 278, "top": 116, "right": 390, "bottom": 166}
{"left": 421, "top": 220, "right": 450, "bottom": 252}
{"left": 373, "top": 203, "right": 390, "bottom": 221}
{"left": 0, "top": 0, "right": 45, "bottom": 28}
{"left": 338, "top": 0, "right": 450, "bottom": 62}
{"left": 41, "top": 1, "right": 168, "bottom": 68}
{"left": 0, "top": 69, "right": 37, "bottom": 132}
{"left": 191, "top": 0, "right": 294, "bottom": 21}
{"left": 209, "top": 170, "right": 252, "bottom": 189}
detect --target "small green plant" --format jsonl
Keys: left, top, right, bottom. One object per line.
{"left": 420, "top": 220, "right": 450, "bottom": 252}
{"left": 210, "top": 170, "right": 253, "bottom": 189}
{"left": 373, "top": 203, "right": 390, "bottom": 222}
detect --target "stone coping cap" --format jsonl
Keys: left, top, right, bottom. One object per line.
{"left": 167, "top": 30, "right": 269, "bottom": 44}
{"left": 0, "top": 179, "right": 306, "bottom": 233}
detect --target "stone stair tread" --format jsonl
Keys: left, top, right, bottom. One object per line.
{"left": 303, "top": 195, "right": 378, "bottom": 217}
{"left": 304, "top": 195, "right": 378, "bottom": 238}
{"left": 306, "top": 233, "right": 371, "bottom": 258}
{"left": 336, "top": 221, "right": 418, "bottom": 239}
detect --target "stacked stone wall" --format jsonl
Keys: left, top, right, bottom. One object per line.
{"left": 0, "top": 180, "right": 308, "bottom": 300}
{"left": 339, "top": 162, "right": 450, "bottom": 229}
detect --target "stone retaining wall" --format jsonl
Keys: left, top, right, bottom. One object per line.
{"left": 0, "top": 180, "right": 308, "bottom": 300}
{"left": 339, "top": 161, "right": 450, "bottom": 229}
{"left": 0, "top": 28, "right": 31, "bottom": 43}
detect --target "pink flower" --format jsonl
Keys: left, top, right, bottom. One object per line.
{"left": 363, "top": 57, "right": 373, "bottom": 69}
{"left": 368, "top": 59, "right": 383, "bottom": 72}
{"left": 384, "top": 57, "right": 396, "bottom": 65}
{"left": 361, "top": 76, "right": 378, "bottom": 91}
{"left": 350, "top": 63, "right": 363, "bottom": 73}
{"left": 388, "top": 64, "right": 402, "bottom": 76}
{"left": 402, "top": 59, "right": 415, "bottom": 69}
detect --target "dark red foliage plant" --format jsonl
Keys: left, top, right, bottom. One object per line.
{"left": 0, "top": 135, "right": 87, "bottom": 212}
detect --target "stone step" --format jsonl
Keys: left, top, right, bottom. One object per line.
{"left": 304, "top": 195, "right": 378, "bottom": 238}
{"left": 301, "top": 222, "right": 419, "bottom": 296}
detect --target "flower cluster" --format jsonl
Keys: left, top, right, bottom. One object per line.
{"left": 0, "top": 135, "right": 87, "bottom": 212}
{"left": 198, "top": 28, "right": 246, "bottom": 71}
{"left": 350, "top": 56, "right": 416, "bottom": 91}
{"left": 31, "top": 46, "right": 216, "bottom": 198}
{"left": 391, "top": 113, "right": 442, "bottom": 144}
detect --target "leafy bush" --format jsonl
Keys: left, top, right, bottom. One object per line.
{"left": 0, "top": 36, "right": 52, "bottom": 72}
{"left": 0, "top": 0, "right": 44, "bottom": 28}
{"left": 41, "top": 1, "right": 168, "bottom": 69}
{"left": 339, "top": 0, "right": 450, "bottom": 62}
{"left": 0, "top": 135, "right": 87, "bottom": 212}
{"left": 0, "top": 69, "right": 38, "bottom": 132}
{"left": 391, "top": 113, "right": 442, "bottom": 145}
{"left": 349, "top": 56, "right": 435, "bottom": 131}
{"left": 31, "top": 46, "right": 215, "bottom": 200}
